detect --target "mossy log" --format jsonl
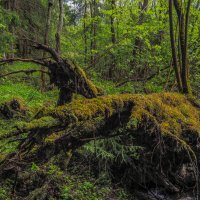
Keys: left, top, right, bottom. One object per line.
{"left": 0, "top": 93, "right": 200, "bottom": 198}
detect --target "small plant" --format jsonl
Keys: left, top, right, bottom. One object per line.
{"left": 31, "top": 162, "right": 40, "bottom": 172}
{"left": 47, "top": 164, "right": 63, "bottom": 176}
{"left": 60, "top": 186, "right": 70, "bottom": 200}
{"left": 0, "top": 188, "right": 10, "bottom": 200}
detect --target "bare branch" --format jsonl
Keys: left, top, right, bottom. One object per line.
{"left": 0, "top": 58, "right": 47, "bottom": 66}
{"left": 33, "top": 43, "right": 62, "bottom": 63}
{"left": 0, "top": 69, "right": 49, "bottom": 78}
{"left": 20, "top": 38, "right": 61, "bottom": 63}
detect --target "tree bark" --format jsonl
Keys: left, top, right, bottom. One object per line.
{"left": 169, "top": 0, "right": 182, "bottom": 92}
{"left": 83, "top": 0, "right": 88, "bottom": 66}
{"left": 41, "top": 0, "right": 54, "bottom": 91}
{"left": 90, "top": 0, "right": 98, "bottom": 68}
{"left": 55, "top": 0, "right": 64, "bottom": 55}
{"left": 172, "top": 0, "right": 192, "bottom": 94}
{"left": 108, "top": 0, "right": 117, "bottom": 79}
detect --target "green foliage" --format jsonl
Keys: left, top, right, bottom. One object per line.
{"left": 60, "top": 175, "right": 129, "bottom": 200}
{"left": 61, "top": 180, "right": 98, "bottom": 200}
{"left": 0, "top": 119, "right": 19, "bottom": 154}
{"left": 0, "top": 83, "right": 57, "bottom": 109}
{"left": 145, "top": 81, "right": 164, "bottom": 93}
{"left": 31, "top": 162, "right": 40, "bottom": 172}
{"left": 0, "top": 62, "right": 58, "bottom": 111}
{"left": 93, "top": 78, "right": 135, "bottom": 94}
{"left": 47, "top": 164, "right": 63, "bottom": 176}
{"left": 0, "top": 1, "right": 200, "bottom": 199}
{"left": 0, "top": 7, "right": 19, "bottom": 56}
{"left": 0, "top": 188, "right": 10, "bottom": 200}
{"left": 83, "top": 137, "right": 142, "bottom": 165}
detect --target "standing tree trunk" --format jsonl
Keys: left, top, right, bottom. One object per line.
{"left": 169, "top": 0, "right": 192, "bottom": 94}
{"left": 90, "top": 0, "right": 97, "bottom": 68}
{"left": 83, "top": 0, "right": 88, "bottom": 66}
{"left": 41, "top": 0, "right": 54, "bottom": 91}
{"left": 55, "top": 0, "right": 64, "bottom": 55}
{"left": 169, "top": 0, "right": 182, "bottom": 92}
{"left": 108, "top": 0, "right": 117, "bottom": 79}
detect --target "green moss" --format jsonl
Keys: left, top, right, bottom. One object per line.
{"left": 45, "top": 131, "right": 65, "bottom": 143}
{"left": 76, "top": 65, "right": 99, "bottom": 95}
{"left": 0, "top": 83, "right": 57, "bottom": 111}
{"left": 52, "top": 95, "right": 127, "bottom": 121}
{"left": 0, "top": 188, "right": 10, "bottom": 200}
{"left": 51, "top": 92, "right": 200, "bottom": 139}
{"left": 0, "top": 98, "right": 27, "bottom": 119}
{"left": 17, "top": 116, "right": 59, "bottom": 130}
{"left": 2, "top": 92, "right": 200, "bottom": 162}
{"left": 2, "top": 92, "right": 198, "bottom": 150}
{"left": 1, "top": 93, "right": 199, "bottom": 200}
{"left": 69, "top": 61, "right": 101, "bottom": 97}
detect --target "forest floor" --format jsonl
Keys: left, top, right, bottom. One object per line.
{"left": 0, "top": 62, "right": 199, "bottom": 200}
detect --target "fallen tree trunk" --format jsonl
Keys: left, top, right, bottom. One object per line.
{"left": 0, "top": 93, "right": 199, "bottom": 199}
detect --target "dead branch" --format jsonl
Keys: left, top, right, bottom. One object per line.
{"left": 0, "top": 69, "right": 49, "bottom": 78}
{"left": 0, "top": 58, "right": 47, "bottom": 66}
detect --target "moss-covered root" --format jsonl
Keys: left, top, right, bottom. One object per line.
{"left": 1, "top": 92, "right": 200, "bottom": 160}
{"left": 0, "top": 98, "right": 27, "bottom": 119}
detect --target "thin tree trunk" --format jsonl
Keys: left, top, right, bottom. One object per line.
{"left": 169, "top": 0, "right": 182, "bottom": 91}
{"left": 41, "top": 0, "right": 53, "bottom": 91}
{"left": 184, "top": 0, "right": 192, "bottom": 90}
{"left": 173, "top": 0, "right": 191, "bottom": 94}
{"left": 108, "top": 0, "right": 117, "bottom": 78}
{"left": 83, "top": 0, "right": 88, "bottom": 66}
{"left": 55, "top": 0, "right": 64, "bottom": 55}
{"left": 90, "top": 0, "right": 97, "bottom": 68}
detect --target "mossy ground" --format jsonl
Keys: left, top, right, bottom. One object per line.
{"left": 0, "top": 62, "right": 199, "bottom": 199}
{"left": 2, "top": 92, "right": 198, "bottom": 161}
{"left": 0, "top": 64, "right": 135, "bottom": 199}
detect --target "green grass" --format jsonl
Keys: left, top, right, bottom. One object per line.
{"left": 0, "top": 62, "right": 58, "bottom": 110}
{"left": 2, "top": 61, "right": 39, "bottom": 72}
{"left": 92, "top": 75, "right": 163, "bottom": 95}
{"left": 0, "top": 82, "right": 58, "bottom": 155}
{"left": 0, "top": 81, "right": 58, "bottom": 154}
{"left": 0, "top": 83, "right": 58, "bottom": 109}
